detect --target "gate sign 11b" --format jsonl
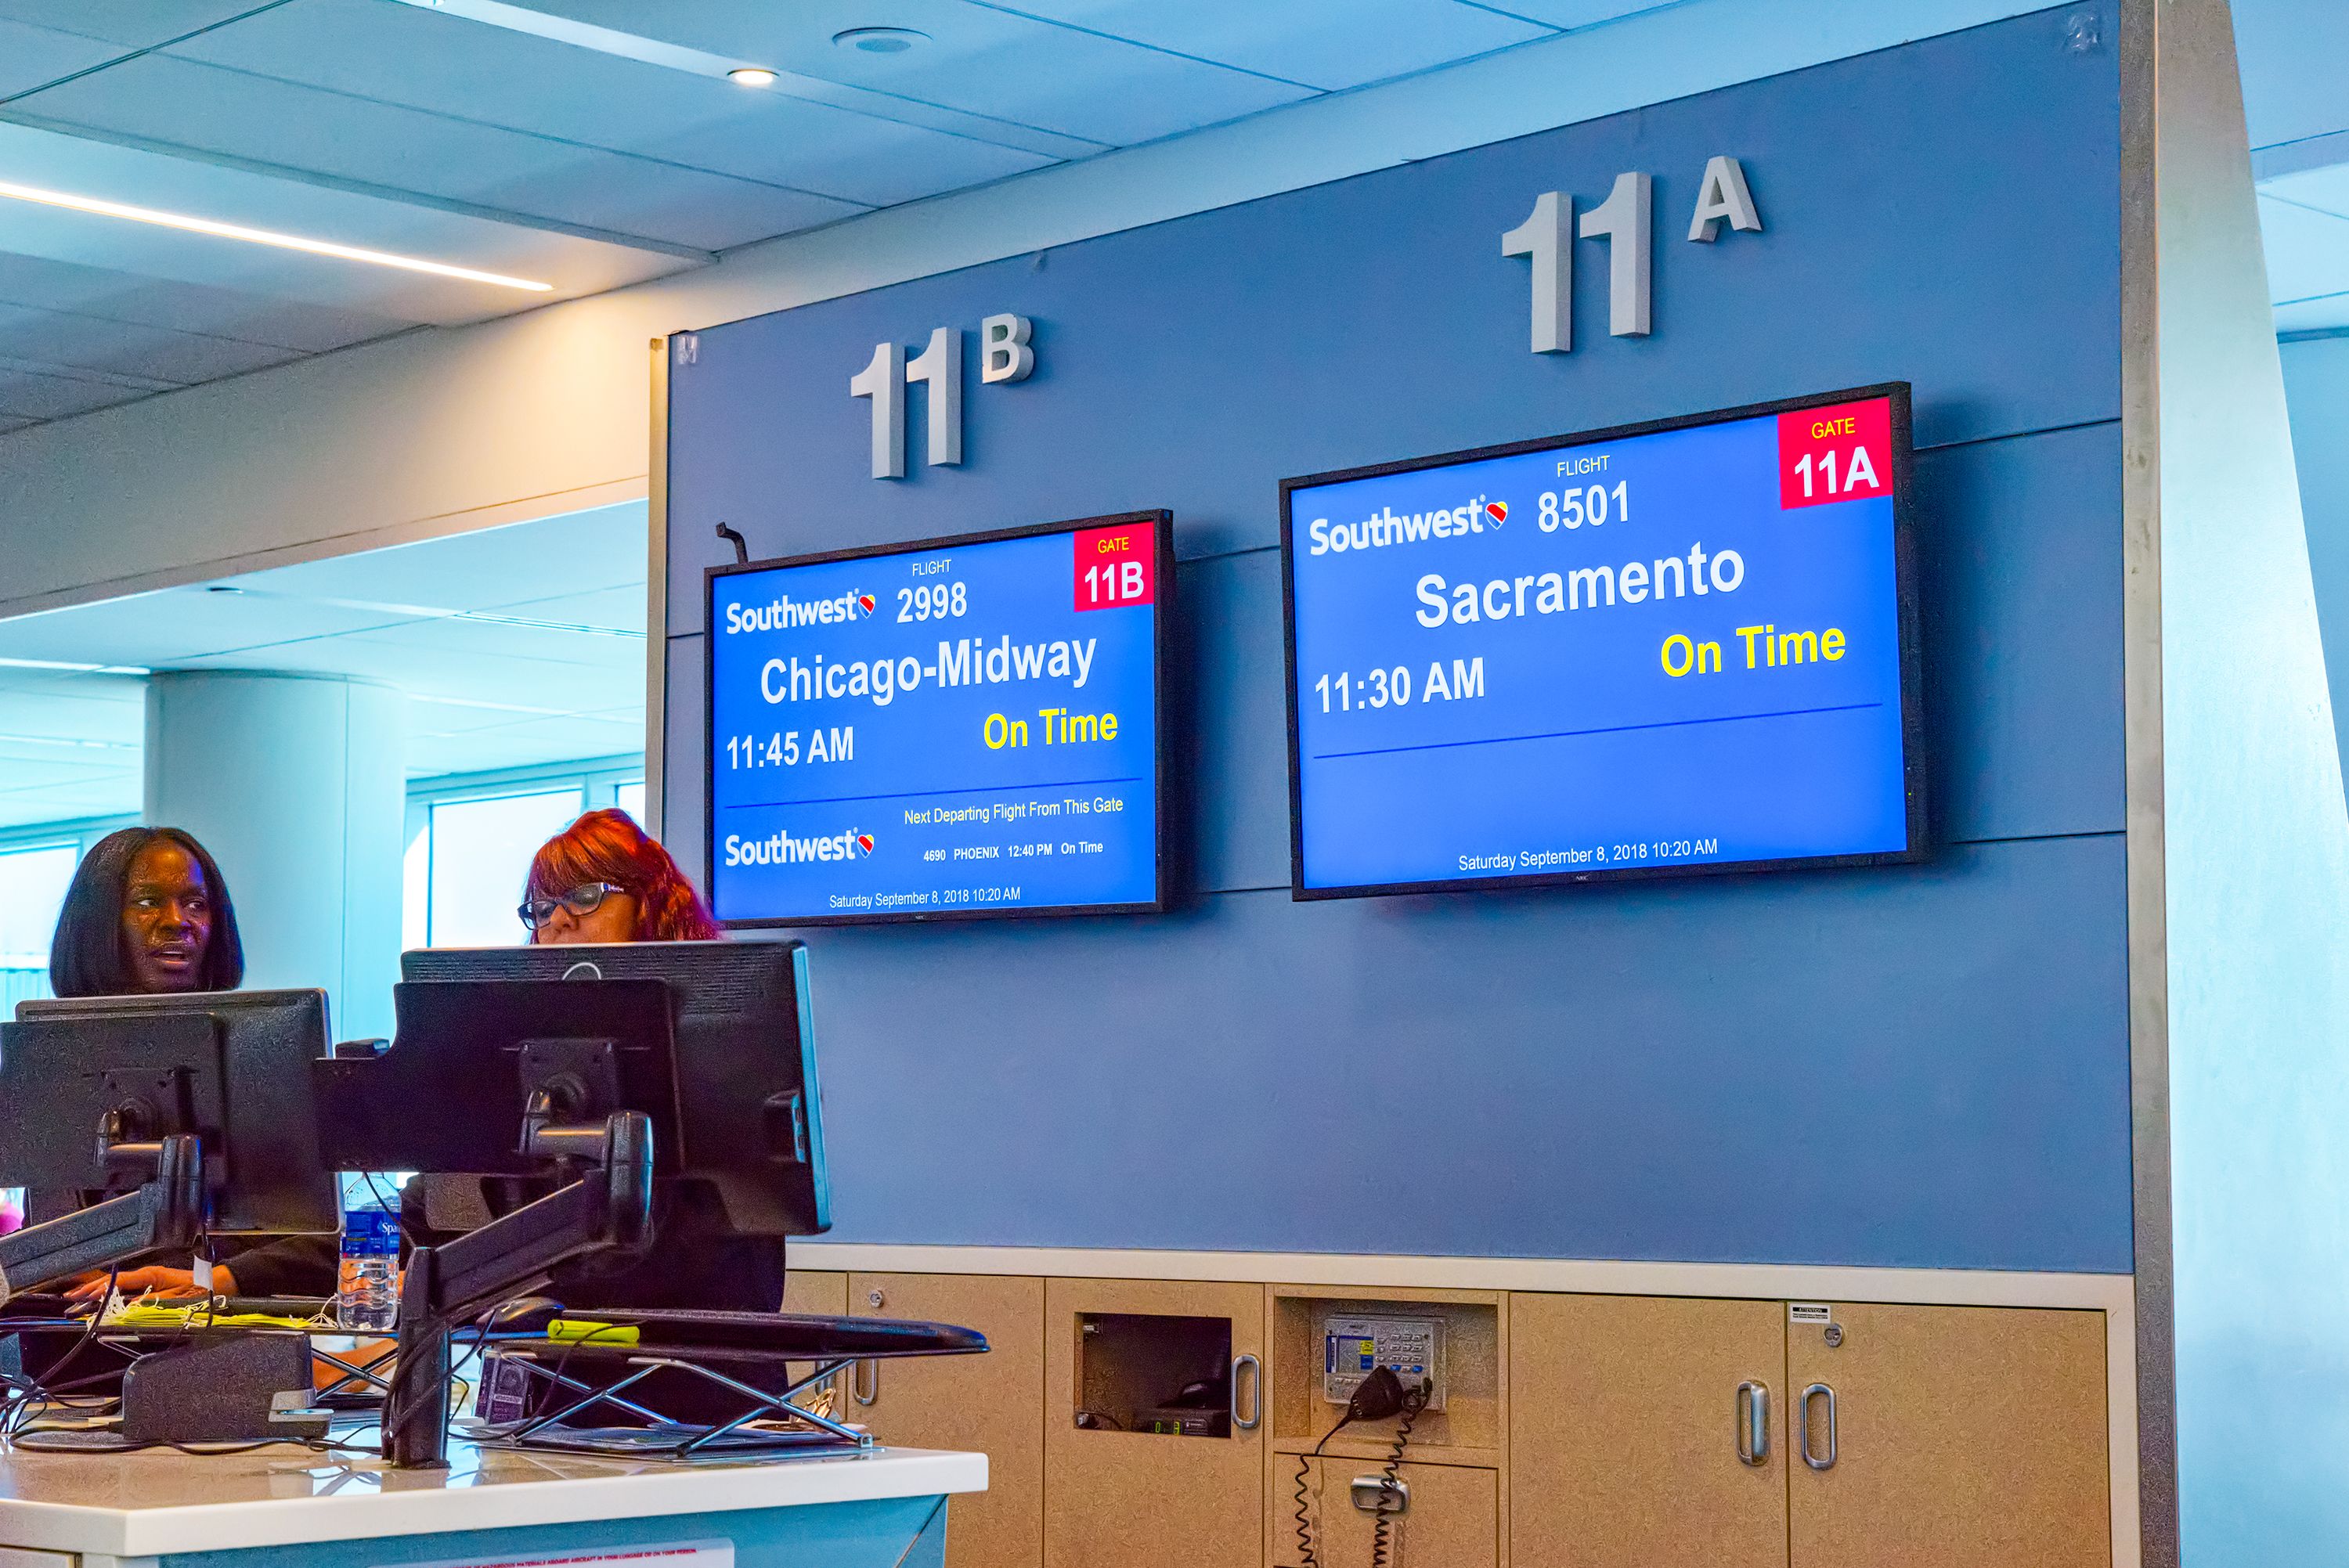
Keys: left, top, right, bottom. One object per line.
{"left": 706, "top": 512, "right": 1169, "bottom": 925}
{"left": 1279, "top": 386, "right": 1925, "bottom": 898}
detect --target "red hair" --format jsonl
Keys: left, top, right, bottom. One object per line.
{"left": 527, "top": 809, "right": 722, "bottom": 943}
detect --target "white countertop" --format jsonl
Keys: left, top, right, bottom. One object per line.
{"left": 0, "top": 1434, "right": 987, "bottom": 1558}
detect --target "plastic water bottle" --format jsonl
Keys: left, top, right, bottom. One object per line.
{"left": 337, "top": 1201, "right": 400, "bottom": 1332}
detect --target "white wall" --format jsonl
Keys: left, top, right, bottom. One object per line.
{"left": 0, "top": 0, "right": 2041, "bottom": 617}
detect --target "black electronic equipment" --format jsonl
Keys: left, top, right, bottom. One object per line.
{"left": 0, "top": 989, "right": 340, "bottom": 1302}
{"left": 312, "top": 939, "right": 839, "bottom": 1469}
{"left": 395, "top": 939, "right": 828, "bottom": 1235}
{"left": 120, "top": 1331, "right": 327, "bottom": 1444}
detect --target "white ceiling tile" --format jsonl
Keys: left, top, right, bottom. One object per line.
{"left": 168, "top": 0, "right": 1056, "bottom": 207}
{"left": 1000, "top": 0, "right": 1551, "bottom": 91}
{"left": 0, "top": 300, "right": 303, "bottom": 382}
{"left": 0, "top": 779, "right": 141, "bottom": 830}
{"left": 482, "top": 584, "right": 648, "bottom": 633}
{"left": 0, "top": 121, "right": 692, "bottom": 325}
{"left": 514, "top": 0, "right": 1312, "bottom": 145}
{"left": 0, "top": 362, "right": 151, "bottom": 419}
{"left": 2259, "top": 192, "right": 2349, "bottom": 308}
{"left": 0, "top": 18, "right": 124, "bottom": 96}
{"left": 16, "top": 54, "right": 858, "bottom": 251}
{"left": 0, "top": 251, "right": 410, "bottom": 353}
{"left": 0, "top": 2, "right": 261, "bottom": 49}
{"left": 1465, "top": 0, "right": 1677, "bottom": 30}
{"left": 462, "top": 160, "right": 861, "bottom": 253}
{"left": 0, "top": 585, "right": 413, "bottom": 666}
{"left": 2235, "top": 0, "right": 2349, "bottom": 152}
{"left": 2262, "top": 164, "right": 2349, "bottom": 222}
{"left": 2276, "top": 297, "right": 2349, "bottom": 335}
{"left": 229, "top": 501, "right": 646, "bottom": 610}
{"left": 334, "top": 618, "right": 644, "bottom": 676}
{"left": 406, "top": 712, "right": 644, "bottom": 776}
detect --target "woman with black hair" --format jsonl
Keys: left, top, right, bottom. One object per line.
{"left": 47, "top": 827, "right": 330, "bottom": 1301}
{"left": 49, "top": 827, "right": 244, "bottom": 998}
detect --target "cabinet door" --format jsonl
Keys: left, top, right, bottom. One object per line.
{"left": 1510, "top": 1293, "right": 1788, "bottom": 1568}
{"left": 1787, "top": 1303, "right": 2108, "bottom": 1568}
{"left": 851, "top": 1273, "right": 1047, "bottom": 1568}
{"left": 1276, "top": 1458, "right": 1496, "bottom": 1568}
{"left": 783, "top": 1269, "right": 847, "bottom": 1316}
{"left": 1044, "top": 1278, "right": 1265, "bottom": 1568}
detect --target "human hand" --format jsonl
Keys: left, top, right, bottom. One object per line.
{"left": 62, "top": 1264, "right": 236, "bottom": 1302}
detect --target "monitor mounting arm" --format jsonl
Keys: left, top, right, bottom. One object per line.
{"left": 386, "top": 1108, "right": 654, "bottom": 1469}
{"left": 0, "top": 1129, "right": 204, "bottom": 1308}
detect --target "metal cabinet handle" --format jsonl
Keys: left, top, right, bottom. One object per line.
{"left": 853, "top": 1358, "right": 879, "bottom": 1407}
{"left": 1736, "top": 1380, "right": 1770, "bottom": 1465}
{"left": 1351, "top": 1474, "right": 1409, "bottom": 1516}
{"left": 1799, "top": 1382, "right": 1836, "bottom": 1470}
{"left": 1231, "top": 1353, "right": 1262, "bottom": 1430}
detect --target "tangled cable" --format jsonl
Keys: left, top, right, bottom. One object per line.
{"left": 1368, "top": 1382, "right": 1429, "bottom": 1568}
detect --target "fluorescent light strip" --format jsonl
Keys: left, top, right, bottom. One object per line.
{"left": 215, "top": 584, "right": 643, "bottom": 639}
{"left": 0, "top": 732, "right": 139, "bottom": 752}
{"left": 0, "top": 179, "right": 554, "bottom": 293}
{"left": 0, "top": 655, "right": 151, "bottom": 676}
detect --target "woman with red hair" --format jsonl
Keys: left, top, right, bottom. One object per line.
{"left": 406, "top": 809, "right": 783, "bottom": 1317}
{"left": 518, "top": 808, "right": 721, "bottom": 944}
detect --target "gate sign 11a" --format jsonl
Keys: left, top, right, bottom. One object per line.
{"left": 1503, "top": 156, "right": 1763, "bottom": 354}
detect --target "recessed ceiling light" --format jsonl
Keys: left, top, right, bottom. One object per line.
{"left": 727, "top": 66, "right": 777, "bottom": 86}
{"left": 832, "top": 27, "right": 927, "bottom": 53}
{"left": 0, "top": 178, "right": 554, "bottom": 293}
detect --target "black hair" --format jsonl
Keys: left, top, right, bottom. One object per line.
{"left": 48, "top": 827, "right": 245, "bottom": 997}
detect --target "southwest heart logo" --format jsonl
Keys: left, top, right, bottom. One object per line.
{"left": 856, "top": 593, "right": 877, "bottom": 616}
{"left": 1484, "top": 500, "right": 1508, "bottom": 526}
{"left": 854, "top": 833, "right": 875, "bottom": 856}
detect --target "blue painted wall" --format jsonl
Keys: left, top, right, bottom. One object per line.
{"left": 664, "top": 5, "right": 2129, "bottom": 1271}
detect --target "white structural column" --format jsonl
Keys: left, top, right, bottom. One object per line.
{"left": 2142, "top": 2, "right": 2349, "bottom": 1565}
{"left": 143, "top": 672, "right": 405, "bottom": 1043}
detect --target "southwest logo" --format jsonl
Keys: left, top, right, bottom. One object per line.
{"left": 856, "top": 593, "right": 877, "bottom": 616}
{"left": 1485, "top": 500, "right": 1508, "bottom": 526}
{"left": 854, "top": 832, "right": 875, "bottom": 856}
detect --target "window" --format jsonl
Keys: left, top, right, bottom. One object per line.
{"left": 0, "top": 840, "right": 89, "bottom": 1012}
{"left": 424, "top": 787, "right": 586, "bottom": 948}
{"left": 402, "top": 755, "right": 644, "bottom": 949}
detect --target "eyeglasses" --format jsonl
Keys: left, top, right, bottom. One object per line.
{"left": 518, "top": 881, "right": 625, "bottom": 930}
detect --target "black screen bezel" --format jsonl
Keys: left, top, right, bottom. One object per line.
{"left": 705, "top": 510, "right": 1174, "bottom": 928}
{"left": 1277, "top": 383, "right": 1927, "bottom": 900}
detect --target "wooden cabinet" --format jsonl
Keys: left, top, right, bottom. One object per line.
{"left": 850, "top": 1272, "right": 1047, "bottom": 1568}
{"left": 1276, "top": 1458, "right": 1496, "bottom": 1568}
{"left": 1044, "top": 1278, "right": 1266, "bottom": 1568}
{"left": 1510, "top": 1293, "right": 1788, "bottom": 1568}
{"left": 782, "top": 1268, "right": 846, "bottom": 1316}
{"left": 1786, "top": 1303, "right": 2108, "bottom": 1568}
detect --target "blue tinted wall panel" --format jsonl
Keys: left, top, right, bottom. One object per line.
{"left": 662, "top": 6, "right": 2128, "bottom": 1270}
{"left": 786, "top": 838, "right": 2129, "bottom": 1270}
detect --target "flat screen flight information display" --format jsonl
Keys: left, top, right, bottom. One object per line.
{"left": 707, "top": 512, "right": 1168, "bottom": 925}
{"left": 1281, "top": 385, "right": 1925, "bottom": 897}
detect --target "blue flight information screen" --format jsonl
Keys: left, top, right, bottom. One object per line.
{"left": 1283, "top": 387, "right": 1924, "bottom": 896}
{"left": 707, "top": 513, "right": 1167, "bottom": 925}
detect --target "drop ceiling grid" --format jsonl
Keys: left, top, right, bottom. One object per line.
{"left": 0, "top": 0, "right": 1617, "bottom": 426}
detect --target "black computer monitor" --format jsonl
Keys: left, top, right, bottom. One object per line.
{"left": 2, "top": 989, "right": 341, "bottom": 1237}
{"left": 392, "top": 939, "right": 828, "bottom": 1236}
